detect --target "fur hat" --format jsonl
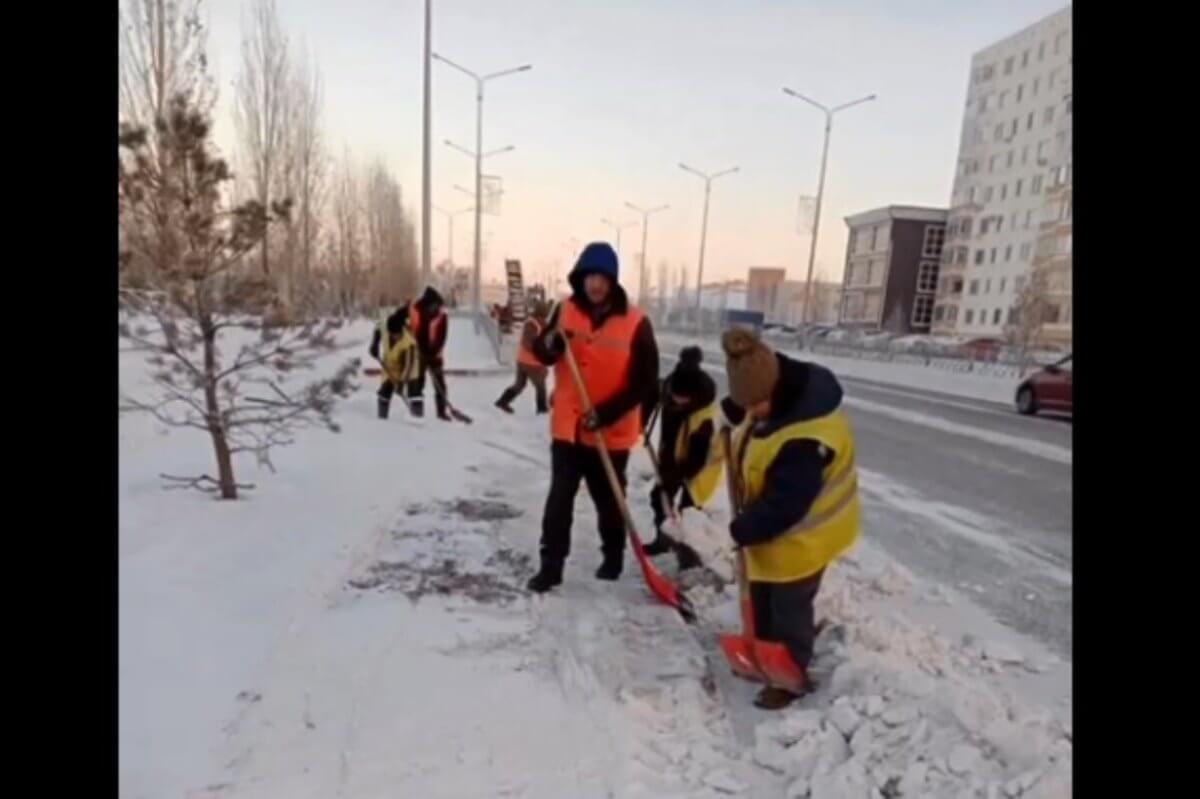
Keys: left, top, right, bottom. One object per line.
{"left": 667, "top": 346, "right": 706, "bottom": 398}
{"left": 722, "top": 327, "right": 779, "bottom": 408}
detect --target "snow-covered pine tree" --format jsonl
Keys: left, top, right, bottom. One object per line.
{"left": 119, "top": 93, "right": 358, "bottom": 499}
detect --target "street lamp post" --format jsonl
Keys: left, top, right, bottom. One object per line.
{"left": 624, "top": 201, "right": 669, "bottom": 306}
{"left": 420, "top": 0, "right": 432, "bottom": 286}
{"left": 679, "top": 163, "right": 739, "bottom": 332}
{"left": 433, "top": 53, "right": 531, "bottom": 310}
{"left": 600, "top": 218, "right": 639, "bottom": 265}
{"left": 782, "top": 88, "right": 876, "bottom": 325}
{"left": 433, "top": 204, "right": 474, "bottom": 269}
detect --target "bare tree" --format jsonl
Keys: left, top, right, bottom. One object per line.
{"left": 234, "top": 0, "right": 290, "bottom": 278}
{"left": 1005, "top": 270, "right": 1052, "bottom": 374}
{"left": 330, "top": 147, "right": 363, "bottom": 315}
{"left": 363, "top": 159, "right": 417, "bottom": 306}
{"left": 119, "top": 94, "right": 357, "bottom": 500}
{"left": 291, "top": 43, "right": 326, "bottom": 284}
{"left": 119, "top": 0, "right": 215, "bottom": 285}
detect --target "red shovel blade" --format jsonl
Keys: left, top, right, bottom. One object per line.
{"left": 751, "top": 640, "right": 807, "bottom": 694}
{"left": 718, "top": 633, "right": 767, "bottom": 683}
{"left": 364, "top": 367, "right": 382, "bottom": 377}
{"left": 630, "top": 533, "right": 694, "bottom": 620}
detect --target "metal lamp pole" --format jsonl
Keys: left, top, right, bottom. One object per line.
{"left": 679, "top": 163, "right": 738, "bottom": 332}
{"left": 433, "top": 53, "right": 531, "bottom": 310}
{"left": 782, "top": 88, "right": 875, "bottom": 325}
{"left": 600, "top": 218, "right": 639, "bottom": 265}
{"left": 420, "top": 0, "right": 432, "bottom": 285}
{"left": 433, "top": 204, "right": 474, "bottom": 268}
{"left": 625, "top": 201, "right": 669, "bottom": 305}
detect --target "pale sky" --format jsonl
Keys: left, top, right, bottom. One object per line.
{"left": 200, "top": 0, "right": 1069, "bottom": 291}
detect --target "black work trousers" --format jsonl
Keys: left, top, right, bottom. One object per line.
{"left": 408, "top": 361, "right": 448, "bottom": 417}
{"left": 539, "top": 441, "right": 630, "bottom": 573}
{"left": 749, "top": 568, "right": 825, "bottom": 671}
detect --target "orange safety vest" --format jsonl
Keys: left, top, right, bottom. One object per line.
{"left": 517, "top": 318, "right": 544, "bottom": 368}
{"left": 409, "top": 305, "right": 447, "bottom": 353}
{"left": 551, "top": 300, "right": 645, "bottom": 450}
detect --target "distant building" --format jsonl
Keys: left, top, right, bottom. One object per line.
{"left": 747, "top": 268, "right": 787, "bottom": 317}
{"left": 933, "top": 6, "right": 1072, "bottom": 338}
{"left": 839, "top": 205, "right": 947, "bottom": 334}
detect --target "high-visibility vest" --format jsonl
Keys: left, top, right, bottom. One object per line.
{"left": 550, "top": 300, "right": 645, "bottom": 450}
{"left": 382, "top": 328, "right": 420, "bottom": 385}
{"left": 517, "top": 318, "right": 544, "bottom": 368}
{"left": 409, "top": 305, "right": 447, "bottom": 353}
{"left": 674, "top": 402, "right": 723, "bottom": 506}
{"left": 731, "top": 408, "right": 861, "bottom": 582}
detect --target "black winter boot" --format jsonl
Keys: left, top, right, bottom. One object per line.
{"left": 643, "top": 533, "right": 673, "bottom": 556}
{"left": 526, "top": 564, "right": 563, "bottom": 593}
{"left": 674, "top": 541, "right": 703, "bottom": 572}
{"left": 409, "top": 399, "right": 424, "bottom": 418}
{"left": 753, "top": 686, "right": 800, "bottom": 711}
{"left": 595, "top": 554, "right": 623, "bottom": 581}
{"left": 494, "top": 390, "right": 516, "bottom": 414}
{"left": 377, "top": 397, "right": 390, "bottom": 420}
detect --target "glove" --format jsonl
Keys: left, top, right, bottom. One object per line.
{"left": 582, "top": 409, "right": 601, "bottom": 431}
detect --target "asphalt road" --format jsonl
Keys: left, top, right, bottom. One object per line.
{"left": 662, "top": 353, "right": 1073, "bottom": 661}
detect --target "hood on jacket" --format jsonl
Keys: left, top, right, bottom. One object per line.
{"left": 385, "top": 305, "right": 409, "bottom": 333}
{"left": 567, "top": 242, "right": 626, "bottom": 310}
{"left": 755, "top": 353, "right": 844, "bottom": 435}
{"left": 416, "top": 286, "right": 445, "bottom": 311}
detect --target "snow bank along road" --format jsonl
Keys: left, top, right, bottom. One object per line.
{"left": 659, "top": 345, "right": 1073, "bottom": 661}
{"left": 120, "top": 324, "right": 1071, "bottom": 798}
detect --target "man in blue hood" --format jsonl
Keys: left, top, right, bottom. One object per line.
{"left": 525, "top": 242, "right": 660, "bottom": 592}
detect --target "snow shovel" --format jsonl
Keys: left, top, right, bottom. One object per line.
{"left": 558, "top": 335, "right": 693, "bottom": 621}
{"left": 717, "top": 426, "right": 807, "bottom": 694}
{"left": 429, "top": 367, "right": 474, "bottom": 424}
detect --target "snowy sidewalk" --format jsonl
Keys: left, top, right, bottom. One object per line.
{"left": 121, "top": 343, "right": 1071, "bottom": 799}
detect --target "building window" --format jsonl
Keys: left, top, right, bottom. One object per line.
{"left": 912, "top": 295, "right": 935, "bottom": 327}
{"left": 1037, "top": 140, "right": 1048, "bottom": 160}
{"left": 1044, "top": 106, "right": 1055, "bottom": 125}
{"left": 1022, "top": 50, "right": 1030, "bottom": 68}
{"left": 1032, "top": 174, "right": 1044, "bottom": 194}
{"left": 1025, "top": 209, "right": 1034, "bottom": 229}
{"left": 960, "top": 217, "right": 973, "bottom": 237}
{"left": 993, "top": 308, "right": 1003, "bottom": 325}
{"left": 994, "top": 124, "right": 1005, "bottom": 142}
{"left": 1000, "top": 278, "right": 1007, "bottom": 293}
{"left": 1020, "top": 242, "right": 1033, "bottom": 259}
{"left": 1008, "top": 307, "right": 1018, "bottom": 325}
{"left": 1004, "top": 56, "right": 1014, "bottom": 75}
{"left": 1022, "top": 145, "right": 1030, "bottom": 165}
{"left": 952, "top": 278, "right": 963, "bottom": 293}
{"left": 1000, "top": 184, "right": 1007, "bottom": 201}
{"left": 1017, "top": 84, "right": 1024, "bottom": 102}
{"left": 996, "top": 216, "right": 1004, "bottom": 233}
{"left": 1033, "top": 77, "right": 1040, "bottom": 95}
{"left": 969, "top": 280, "right": 980, "bottom": 295}
{"left": 990, "top": 248, "right": 997, "bottom": 264}
{"left": 917, "top": 261, "right": 939, "bottom": 292}
{"left": 982, "top": 64, "right": 995, "bottom": 81}
{"left": 921, "top": 226, "right": 945, "bottom": 258}
{"left": 974, "top": 250, "right": 984, "bottom": 265}
{"left": 965, "top": 309, "right": 975, "bottom": 325}
{"left": 1038, "top": 42, "right": 1045, "bottom": 60}
{"left": 989, "top": 154, "right": 997, "bottom": 172}
{"left": 984, "top": 186, "right": 994, "bottom": 202}
{"left": 1007, "top": 151, "right": 1014, "bottom": 169}
{"left": 1015, "top": 178, "right": 1023, "bottom": 197}
{"left": 985, "top": 279, "right": 992, "bottom": 294}
{"left": 1055, "top": 32, "right": 1068, "bottom": 54}
{"left": 1016, "top": 275, "right": 1027, "bottom": 291}
{"left": 998, "top": 90, "right": 1008, "bottom": 109}
{"left": 1011, "top": 118, "right": 1018, "bottom": 137}
{"left": 848, "top": 230, "right": 857, "bottom": 253}
{"left": 968, "top": 186, "right": 976, "bottom": 203}
{"left": 1027, "top": 112, "right": 1035, "bottom": 131}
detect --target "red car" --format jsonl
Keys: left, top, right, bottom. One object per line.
{"left": 1015, "top": 355, "right": 1072, "bottom": 416}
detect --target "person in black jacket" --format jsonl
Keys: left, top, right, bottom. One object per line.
{"left": 525, "top": 242, "right": 660, "bottom": 592}
{"left": 408, "top": 286, "right": 450, "bottom": 420}
{"left": 644, "top": 346, "right": 715, "bottom": 570}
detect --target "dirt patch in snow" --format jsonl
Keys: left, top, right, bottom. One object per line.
{"left": 348, "top": 556, "right": 525, "bottom": 606}
{"left": 404, "top": 498, "right": 524, "bottom": 522}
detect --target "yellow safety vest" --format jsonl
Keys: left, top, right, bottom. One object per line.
{"left": 674, "top": 402, "right": 723, "bottom": 507}
{"left": 732, "top": 408, "right": 861, "bottom": 582}
{"left": 383, "top": 328, "right": 420, "bottom": 385}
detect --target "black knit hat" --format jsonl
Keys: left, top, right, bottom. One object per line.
{"left": 667, "top": 346, "right": 706, "bottom": 398}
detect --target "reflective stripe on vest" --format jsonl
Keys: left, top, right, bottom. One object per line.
{"left": 517, "top": 319, "right": 544, "bottom": 367}
{"left": 732, "top": 408, "right": 862, "bottom": 582}
{"left": 550, "top": 300, "right": 645, "bottom": 450}
{"left": 409, "top": 306, "right": 446, "bottom": 352}
{"left": 674, "top": 402, "right": 723, "bottom": 507}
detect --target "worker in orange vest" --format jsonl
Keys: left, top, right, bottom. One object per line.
{"left": 494, "top": 300, "right": 550, "bottom": 415}
{"left": 525, "top": 242, "right": 660, "bottom": 592}
{"left": 407, "top": 287, "right": 450, "bottom": 420}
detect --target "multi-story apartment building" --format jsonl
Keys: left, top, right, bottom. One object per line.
{"left": 933, "top": 6, "right": 1072, "bottom": 339}
{"left": 1030, "top": 66, "right": 1072, "bottom": 349}
{"left": 839, "top": 205, "right": 947, "bottom": 334}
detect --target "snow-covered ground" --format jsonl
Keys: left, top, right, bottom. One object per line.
{"left": 120, "top": 320, "right": 1071, "bottom": 798}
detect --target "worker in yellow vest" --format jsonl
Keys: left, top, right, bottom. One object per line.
{"left": 368, "top": 306, "right": 420, "bottom": 419}
{"left": 494, "top": 300, "right": 550, "bottom": 415}
{"left": 525, "top": 242, "right": 660, "bottom": 592}
{"left": 645, "top": 346, "right": 721, "bottom": 571}
{"left": 721, "top": 328, "right": 861, "bottom": 710}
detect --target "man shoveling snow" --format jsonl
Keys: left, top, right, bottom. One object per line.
{"left": 720, "top": 328, "right": 862, "bottom": 711}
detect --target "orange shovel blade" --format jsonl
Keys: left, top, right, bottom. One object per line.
{"left": 718, "top": 633, "right": 767, "bottom": 683}
{"left": 751, "top": 640, "right": 807, "bottom": 694}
